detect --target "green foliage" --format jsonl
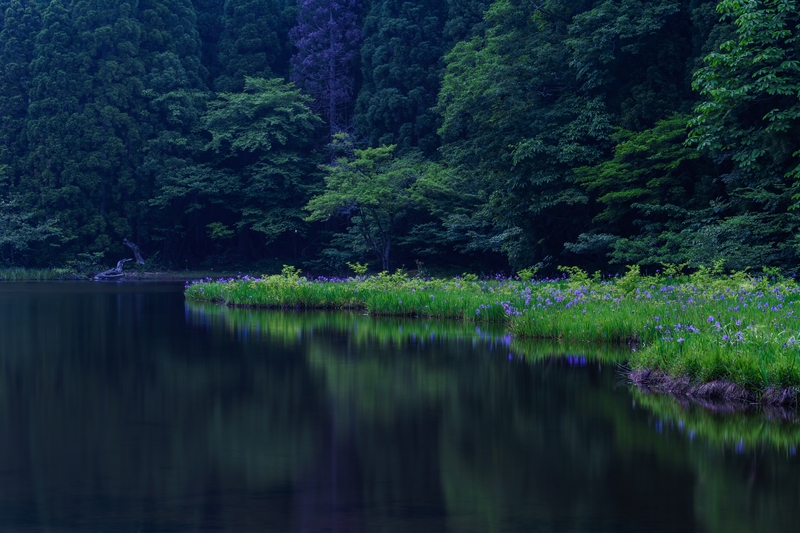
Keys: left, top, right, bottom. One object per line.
{"left": 355, "top": 0, "right": 449, "bottom": 154}
{"left": 614, "top": 264, "right": 641, "bottom": 296}
{"left": 437, "top": 0, "right": 691, "bottom": 267}
{"left": 214, "top": 0, "right": 291, "bottom": 92}
{"left": 0, "top": 0, "right": 798, "bottom": 275}
{"left": 206, "top": 222, "right": 235, "bottom": 240}
{"left": 0, "top": 0, "right": 40, "bottom": 184}
{"left": 690, "top": 0, "right": 800, "bottom": 179}
{"left": 557, "top": 265, "right": 590, "bottom": 289}
{"left": 571, "top": 114, "right": 719, "bottom": 265}
{"left": 0, "top": 197, "right": 63, "bottom": 266}
{"left": 306, "top": 134, "right": 430, "bottom": 270}
{"left": 151, "top": 77, "right": 322, "bottom": 259}
{"left": 280, "top": 263, "right": 302, "bottom": 280}
{"left": 688, "top": 0, "right": 800, "bottom": 268}
{"left": 660, "top": 262, "right": 689, "bottom": 278}
{"left": 347, "top": 261, "right": 368, "bottom": 276}
{"left": 516, "top": 267, "right": 536, "bottom": 282}
{"left": 66, "top": 251, "right": 105, "bottom": 276}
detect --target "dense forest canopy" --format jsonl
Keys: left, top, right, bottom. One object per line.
{"left": 0, "top": 0, "right": 799, "bottom": 274}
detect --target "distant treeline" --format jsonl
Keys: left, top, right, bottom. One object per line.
{"left": 0, "top": 0, "right": 798, "bottom": 274}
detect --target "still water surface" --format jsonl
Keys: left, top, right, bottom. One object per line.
{"left": 0, "top": 282, "right": 799, "bottom": 532}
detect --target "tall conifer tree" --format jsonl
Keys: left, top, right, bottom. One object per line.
{"left": 290, "top": 0, "right": 361, "bottom": 138}
{"left": 23, "top": 0, "right": 93, "bottom": 258}
{"left": 215, "top": 0, "right": 290, "bottom": 92}
{"left": 0, "top": 0, "right": 41, "bottom": 193}
{"left": 355, "top": 0, "right": 447, "bottom": 154}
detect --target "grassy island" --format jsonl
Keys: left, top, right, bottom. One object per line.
{"left": 185, "top": 265, "right": 800, "bottom": 404}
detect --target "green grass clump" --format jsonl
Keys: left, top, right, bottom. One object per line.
{"left": 0, "top": 267, "right": 75, "bottom": 281}
{"left": 185, "top": 265, "right": 800, "bottom": 393}
{"left": 185, "top": 266, "right": 527, "bottom": 321}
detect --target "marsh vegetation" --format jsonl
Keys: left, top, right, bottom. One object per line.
{"left": 187, "top": 264, "right": 800, "bottom": 400}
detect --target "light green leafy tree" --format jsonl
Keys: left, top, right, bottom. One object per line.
{"left": 306, "top": 134, "right": 428, "bottom": 270}
{"left": 690, "top": 0, "right": 800, "bottom": 179}
{"left": 689, "top": 0, "right": 800, "bottom": 265}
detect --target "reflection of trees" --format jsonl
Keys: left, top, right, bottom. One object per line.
{"left": 3, "top": 289, "right": 799, "bottom": 532}
{"left": 304, "top": 320, "right": 690, "bottom": 532}
{"left": 0, "top": 284, "right": 321, "bottom": 530}
{"left": 627, "top": 390, "right": 800, "bottom": 533}
{"left": 437, "top": 359, "right": 700, "bottom": 533}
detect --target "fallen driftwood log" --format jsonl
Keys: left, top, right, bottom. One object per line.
{"left": 123, "top": 238, "right": 145, "bottom": 264}
{"left": 94, "top": 258, "right": 132, "bottom": 280}
{"left": 92, "top": 239, "right": 145, "bottom": 280}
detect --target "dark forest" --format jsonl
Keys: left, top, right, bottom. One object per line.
{"left": 1, "top": 0, "right": 799, "bottom": 274}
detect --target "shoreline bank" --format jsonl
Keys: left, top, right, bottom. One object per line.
{"left": 184, "top": 268, "right": 800, "bottom": 407}
{"left": 629, "top": 368, "right": 800, "bottom": 408}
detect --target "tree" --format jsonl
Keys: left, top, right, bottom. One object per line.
{"left": 305, "top": 134, "right": 426, "bottom": 270}
{"left": 437, "top": 0, "right": 700, "bottom": 268}
{"left": 0, "top": 0, "right": 41, "bottom": 194}
{"left": 151, "top": 77, "right": 322, "bottom": 261}
{"left": 0, "top": 196, "right": 63, "bottom": 266}
{"left": 214, "top": 0, "right": 291, "bottom": 92}
{"left": 22, "top": 0, "right": 96, "bottom": 260}
{"left": 437, "top": 0, "right": 605, "bottom": 267}
{"left": 689, "top": 0, "right": 800, "bottom": 266}
{"left": 567, "top": 114, "right": 722, "bottom": 266}
{"left": 690, "top": 0, "right": 800, "bottom": 180}
{"left": 290, "top": 0, "right": 362, "bottom": 138}
{"left": 354, "top": 0, "right": 448, "bottom": 155}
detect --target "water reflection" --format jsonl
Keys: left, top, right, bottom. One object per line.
{"left": 0, "top": 283, "right": 798, "bottom": 532}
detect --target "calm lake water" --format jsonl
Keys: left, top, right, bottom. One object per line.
{"left": 0, "top": 282, "right": 799, "bottom": 532}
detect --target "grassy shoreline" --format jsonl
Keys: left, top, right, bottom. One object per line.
{"left": 185, "top": 266, "right": 800, "bottom": 401}
{"left": 0, "top": 268, "right": 245, "bottom": 281}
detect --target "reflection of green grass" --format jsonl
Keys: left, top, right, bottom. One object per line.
{"left": 631, "top": 388, "right": 800, "bottom": 452}
{"left": 186, "top": 268, "right": 800, "bottom": 392}
{"left": 186, "top": 301, "right": 626, "bottom": 364}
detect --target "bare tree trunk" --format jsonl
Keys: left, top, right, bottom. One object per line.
{"left": 381, "top": 237, "right": 390, "bottom": 271}
{"left": 123, "top": 238, "right": 145, "bottom": 264}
